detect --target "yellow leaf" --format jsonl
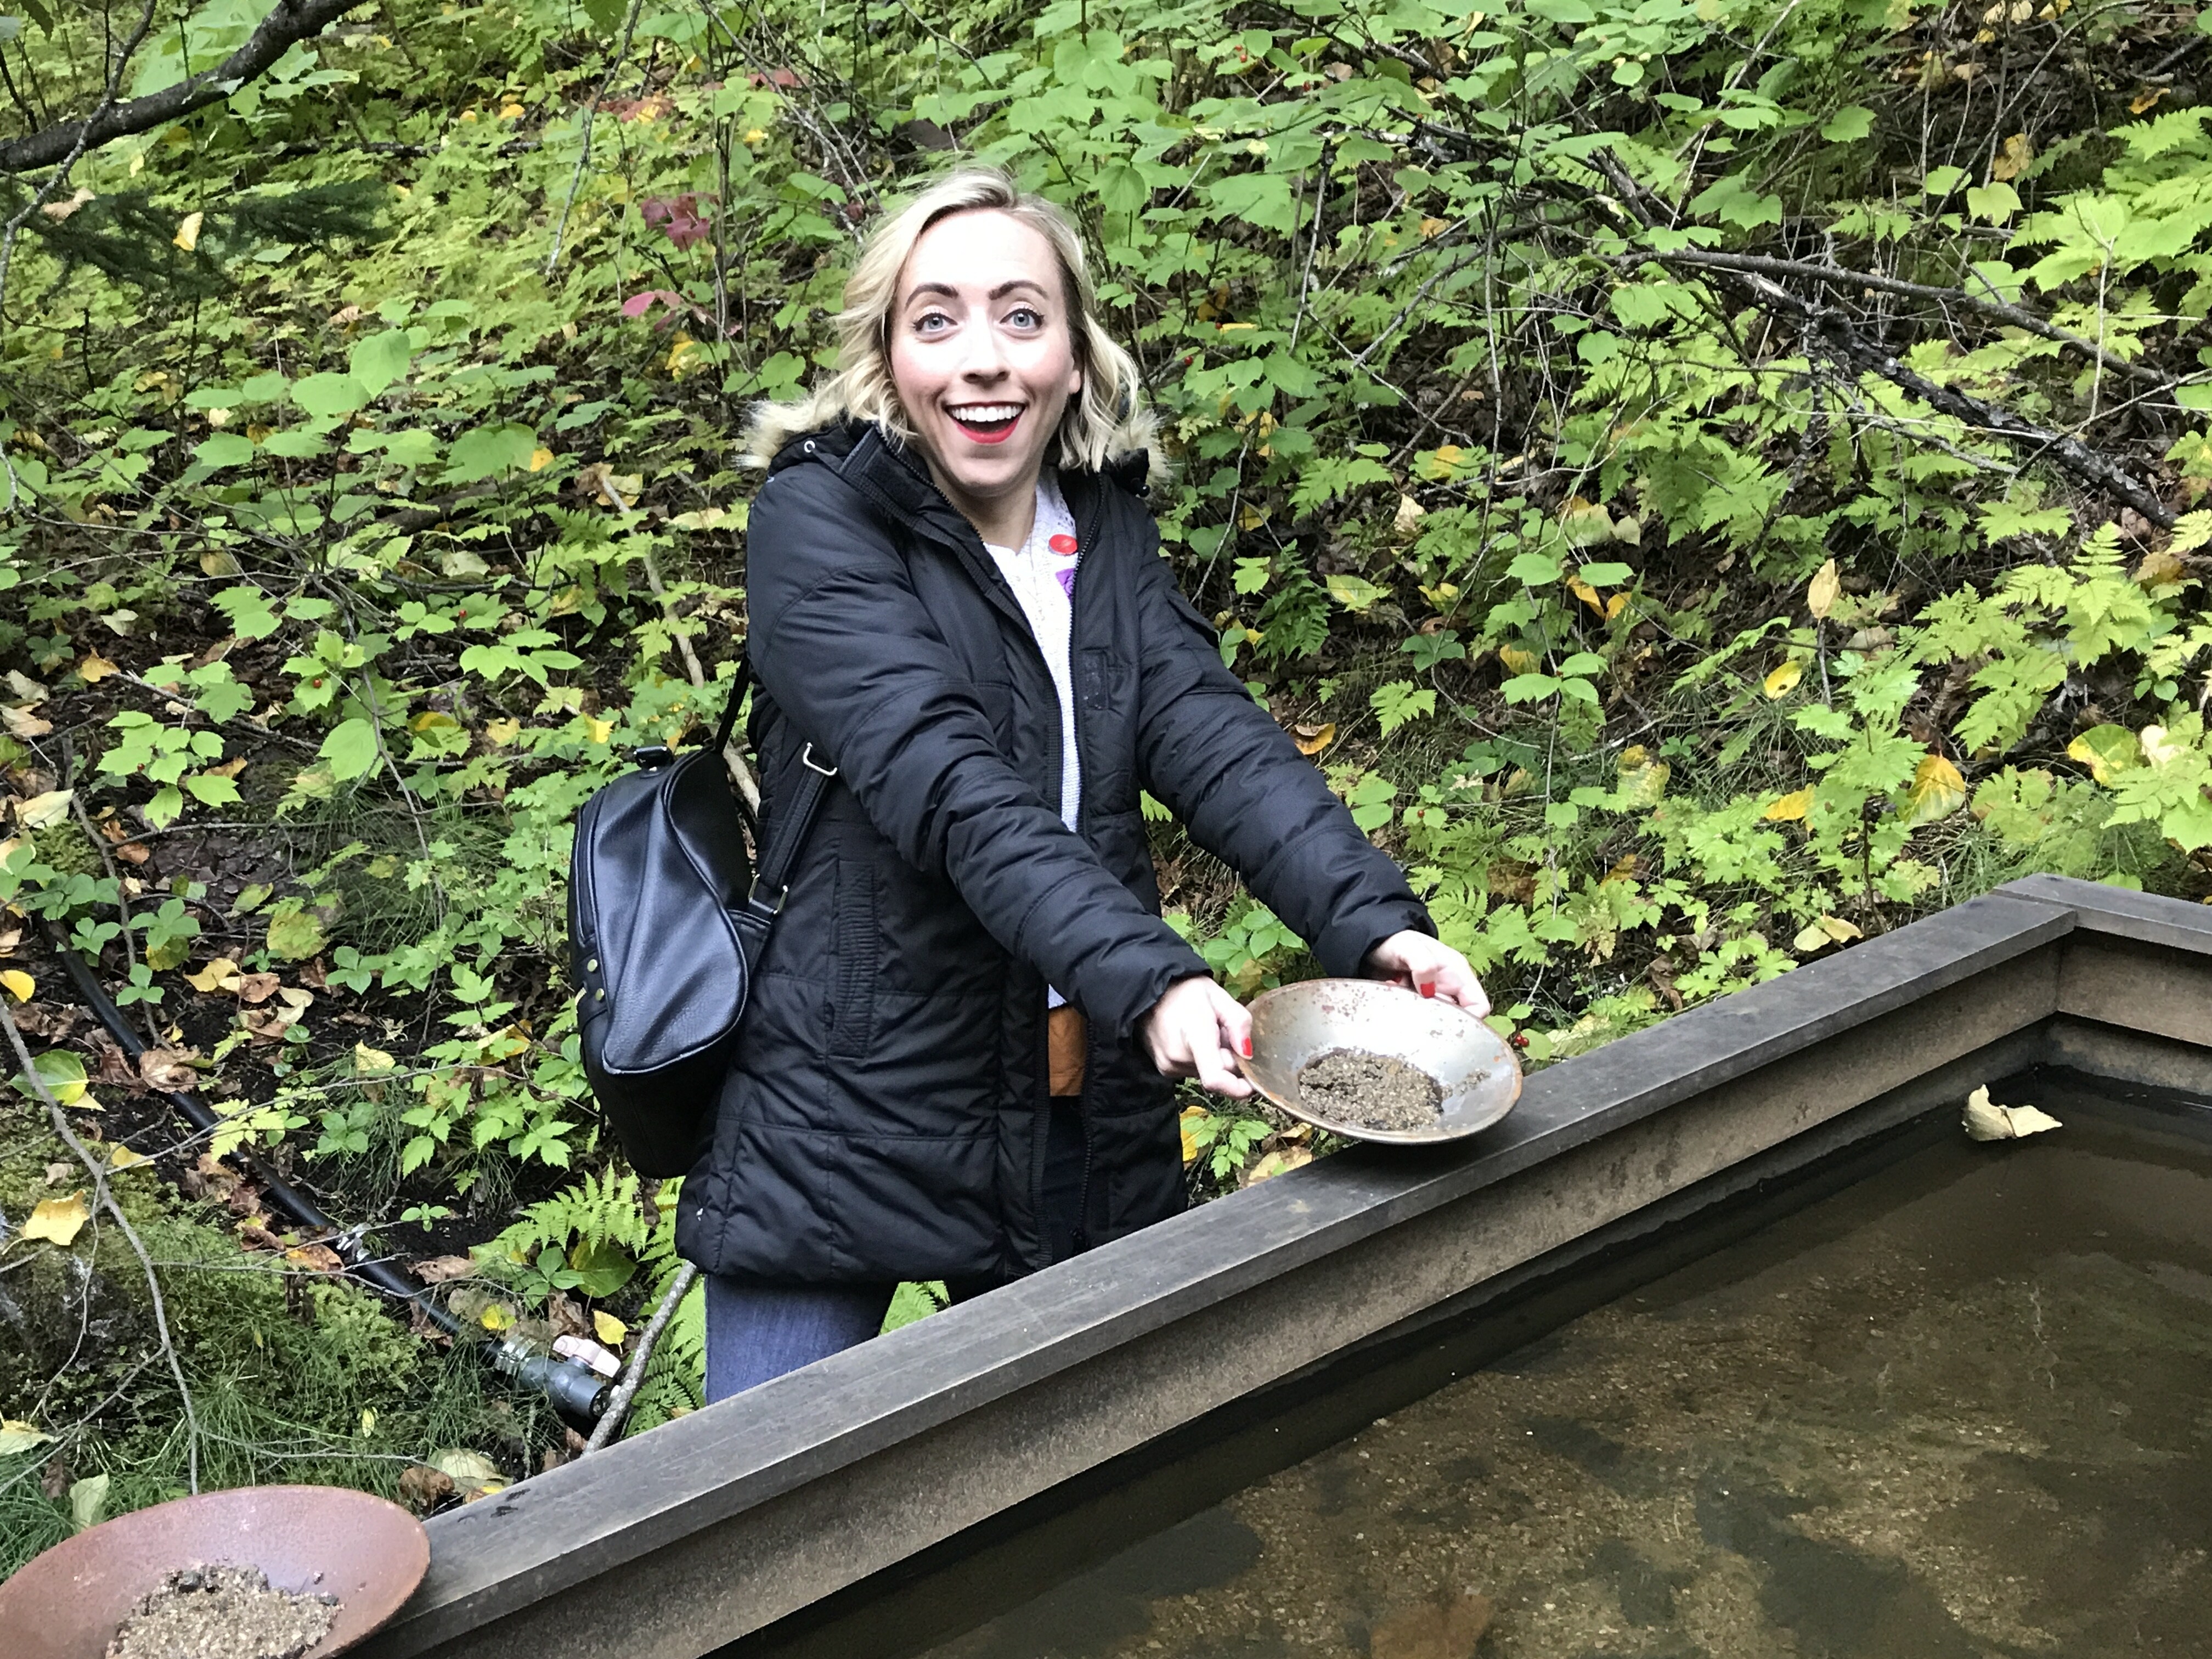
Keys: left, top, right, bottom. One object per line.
{"left": 183, "top": 957, "right": 242, "bottom": 993}
{"left": 1962, "top": 1083, "right": 2063, "bottom": 1141}
{"left": 1238, "top": 503, "right": 1269, "bottom": 531}
{"left": 1762, "top": 661, "right": 1805, "bottom": 698}
{"left": 500, "top": 102, "right": 526, "bottom": 119}
{"left": 1990, "top": 132, "right": 2034, "bottom": 182}
{"left": 354, "top": 1041, "right": 397, "bottom": 1073}
{"left": 1242, "top": 1146, "right": 1313, "bottom": 1185}
{"left": 0, "top": 969, "right": 32, "bottom": 1003}
{"left": 1793, "top": 915, "right": 1863, "bottom": 953}
{"left": 484, "top": 718, "right": 521, "bottom": 746}
{"left": 1217, "top": 321, "right": 1257, "bottom": 332}
{"left": 1807, "top": 558, "right": 1841, "bottom": 620}
{"left": 3, "top": 705, "right": 51, "bottom": 738}
{"left": 2135, "top": 547, "right": 2186, "bottom": 589}
{"left": 1498, "top": 644, "right": 1540, "bottom": 676}
{"left": 1764, "top": 787, "right": 1814, "bottom": 822}
{"left": 582, "top": 715, "right": 614, "bottom": 744}
{"left": 593, "top": 1310, "right": 629, "bottom": 1346}
{"left": 1605, "top": 592, "right": 1629, "bottom": 620}
{"left": 665, "top": 335, "right": 703, "bottom": 378}
{"left": 2130, "top": 87, "right": 2164, "bottom": 116}
{"left": 742, "top": 127, "right": 769, "bottom": 145}
{"left": 108, "top": 1145, "right": 151, "bottom": 1171}
{"left": 1180, "top": 1104, "right": 1207, "bottom": 1165}
{"left": 528, "top": 447, "right": 555, "bottom": 472}
{"left": 1293, "top": 722, "right": 1336, "bottom": 757}
{"left": 1392, "top": 494, "right": 1426, "bottom": 538}
{"left": 2066, "top": 724, "right": 2141, "bottom": 786}
{"left": 15, "top": 789, "right": 75, "bottom": 830}
{"left": 479, "top": 1303, "right": 514, "bottom": 1332}
{"left": 0, "top": 1419, "right": 55, "bottom": 1455}
{"left": 75, "top": 652, "right": 120, "bottom": 684}
{"left": 22, "top": 1193, "right": 88, "bottom": 1246}
{"left": 172, "top": 211, "right": 203, "bottom": 252}
{"left": 1566, "top": 576, "right": 1607, "bottom": 616}
{"left": 1905, "top": 752, "right": 1968, "bottom": 825}
{"left": 38, "top": 187, "right": 93, "bottom": 222}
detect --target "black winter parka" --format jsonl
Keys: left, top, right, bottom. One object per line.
{"left": 676, "top": 421, "right": 1433, "bottom": 1284}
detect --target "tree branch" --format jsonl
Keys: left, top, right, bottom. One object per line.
{"left": 0, "top": 0, "right": 363, "bottom": 174}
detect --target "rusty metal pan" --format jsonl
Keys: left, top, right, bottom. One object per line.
{"left": 0, "top": 1483, "right": 427, "bottom": 1659}
{"left": 1235, "top": 978, "right": 1522, "bottom": 1144}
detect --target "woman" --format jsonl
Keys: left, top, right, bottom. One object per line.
{"left": 679, "top": 168, "right": 1487, "bottom": 1401}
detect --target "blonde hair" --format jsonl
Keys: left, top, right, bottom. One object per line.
{"left": 743, "top": 168, "right": 1158, "bottom": 473}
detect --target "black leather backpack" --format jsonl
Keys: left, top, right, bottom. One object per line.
{"left": 567, "top": 663, "right": 831, "bottom": 1176}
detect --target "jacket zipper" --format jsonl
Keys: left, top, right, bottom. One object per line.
{"left": 1064, "top": 476, "right": 1106, "bottom": 1263}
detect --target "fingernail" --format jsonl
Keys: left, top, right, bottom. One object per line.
{"left": 1240, "top": 1037, "right": 1253, "bottom": 1058}
{"left": 1418, "top": 981, "right": 1435, "bottom": 998}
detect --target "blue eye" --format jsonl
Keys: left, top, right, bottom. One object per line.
{"left": 1007, "top": 307, "right": 1042, "bottom": 329}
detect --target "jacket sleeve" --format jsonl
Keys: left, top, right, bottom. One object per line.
{"left": 1129, "top": 531, "right": 1435, "bottom": 978}
{"left": 746, "top": 462, "right": 1210, "bottom": 1042}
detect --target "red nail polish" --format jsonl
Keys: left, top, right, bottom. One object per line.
{"left": 1418, "top": 981, "right": 1435, "bottom": 998}
{"left": 1240, "top": 1037, "right": 1253, "bottom": 1058}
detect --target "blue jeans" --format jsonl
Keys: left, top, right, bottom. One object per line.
{"left": 702, "top": 1098, "right": 1090, "bottom": 1404}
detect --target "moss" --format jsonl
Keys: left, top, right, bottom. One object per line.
{"left": 0, "top": 1104, "right": 564, "bottom": 1580}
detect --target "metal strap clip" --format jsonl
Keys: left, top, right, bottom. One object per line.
{"left": 801, "top": 742, "right": 838, "bottom": 777}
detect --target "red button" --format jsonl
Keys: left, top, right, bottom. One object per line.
{"left": 1048, "top": 534, "right": 1078, "bottom": 554}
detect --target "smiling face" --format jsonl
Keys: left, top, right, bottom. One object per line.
{"left": 888, "top": 208, "right": 1084, "bottom": 539}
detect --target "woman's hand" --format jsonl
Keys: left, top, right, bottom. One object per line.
{"left": 1139, "top": 975, "right": 1254, "bottom": 1098}
{"left": 1363, "top": 931, "right": 1490, "bottom": 1017}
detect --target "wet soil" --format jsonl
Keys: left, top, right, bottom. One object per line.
{"left": 107, "top": 1563, "right": 337, "bottom": 1659}
{"left": 1297, "top": 1049, "right": 1445, "bottom": 1133}
{"left": 926, "top": 1111, "right": 2212, "bottom": 1658}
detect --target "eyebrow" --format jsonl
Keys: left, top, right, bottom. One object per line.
{"left": 904, "top": 279, "right": 1051, "bottom": 305}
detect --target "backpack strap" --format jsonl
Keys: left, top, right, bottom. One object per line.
{"left": 724, "top": 658, "right": 835, "bottom": 940}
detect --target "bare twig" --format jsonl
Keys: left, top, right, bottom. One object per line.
{"left": 583, "top": 1261, "right": 697, "bottom": 1452}
{"left": 546, "top": 0, "right": 647, "bottom": 274}
{"left": 1647, "top": 246, "right": 2171, "bottom": 391}
{"left": 1, "top": 998, "right": 201, "bottom": 1492}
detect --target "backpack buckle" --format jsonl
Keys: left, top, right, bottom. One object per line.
{"left": 801, "top": 743, "right": 838, "bottom": 777}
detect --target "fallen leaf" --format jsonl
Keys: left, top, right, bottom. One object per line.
{"left": 22, "top": 1193, "right": 89, "bottom": 1246}
{"left": 1764, "top": 787, "right": 1814, "bottom": 822}
{"left": 1393, "top": 493, "right": 1426, "bottom": 538}
{"left": 1807, "top": 557, "right": 1841, "bottom": 620}
{"left": 1242, "top": 1146, "right": 1313, "bottom": 1186}
{"left": 398, "top": 1464, "right": 455, "bottom": 1514}
{"left": 1566, "top": 575, "right": 1608, "bottom": 616}
{"left": 15, "top": 789, "right": 74, "bottom": 830}
{"left": 235, "top": 972, "right": 281, "bottom": 1006}
{"left": 0, "top": 1420, "right": 55, "bottom": 1455}
{"left": 75, "top": 653, "right": 120, "bottom": 684}
{"left": 430, "top": 1448, "right": 505, "bottom": 1496}
{"left": 1371, "top": 1590, "right": 1495, "bottom": 1659}
{"left": 172, "top": 211, "right": 204, "bottom": 251}
{"left": 1762, "top": 661, "right": 1805, "bottom": 698}
{"left": 106, "top": 1145, "right": 151, "bottom": 1171}
{"left": 1793, "top": 915, "right": 1864, "bottom": 952}
{"left": 1905, "top": 752, "right": 1967, "bottom": 825}
{"left": 593, "top": 1310, "right": 629, "bottom": 1346}
{"left": 138, "top": 1047, "right": 200, "bottom": 1091}
{"left": 2, "top": 706, "right": 50, "bottom": 739}
{"left": 96, "top": 819, "right": 150, "bottom": 864}
{"left": 184, "top": 958, "right": 242, "bottom": 994}
{"left": 2140, "top": 724, "right": 2191, "bottom": 768}
{"left": 1, "top": 969, "right": 32, "bottom": 1003}
{"left": 413, "top": 1255, "right": 476, "bottom": 1284}
{"left": 16, "top": 1049, "right": 88, "bottom": 1106}
{"left": 1293, "top": 721, "right": 1337, "bottom": 757}
{"left": 2064, "top": 724, "right": 2138, "bottom": 785}
{"left": 1990, "top": 131, "right": 2034, "bottom": 182}
{"left": 67, "top": 1472, "right": 109, "bottom": 1531}
{"left": 39, "top": 187, "right": 93, "bottom": 222}
{"left": 43, "top": 1162, "right": 70, "bottom": 1185}
{"left": 1963, "top": 1084, "right": 2063, "bottom": 1141}
{"left": 284, "top": 1243, "right": 345, "bottom": 1273}
{"left": 354, "top": 1041, "right": 396, "bottom": 1073}
{"left": 2135, "top": 547, "right": 2187, "bottom": 589}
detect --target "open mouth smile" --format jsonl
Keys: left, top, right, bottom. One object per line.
{"left": 947, "top": 402, "right": 1025, "bottom": 445}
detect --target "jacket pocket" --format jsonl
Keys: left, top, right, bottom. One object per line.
{"left": 827, "top": 833, "right": 878, "bottom": 1063}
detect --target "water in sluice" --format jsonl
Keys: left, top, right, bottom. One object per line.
{"left": 926, "top": 1110, "right": 2212, "bottom": 1659}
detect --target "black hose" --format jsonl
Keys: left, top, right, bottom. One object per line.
{"left": 46, "top": 930, "right": 610, "bottom": 1423}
